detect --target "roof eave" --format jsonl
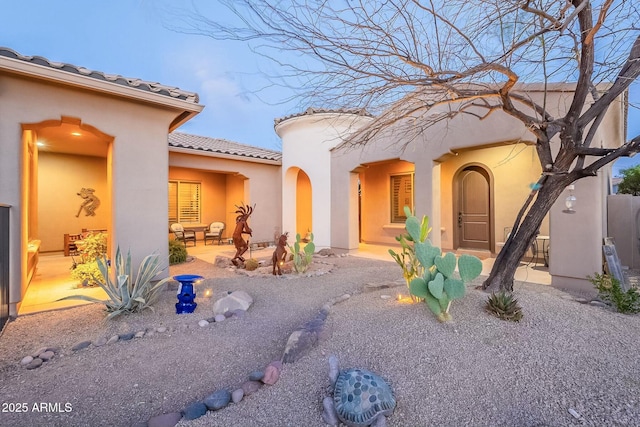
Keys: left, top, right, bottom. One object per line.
{"left": 168, "top": 146, "right": 282, "bottom": 165}
{"left": 0, "top": 54, "right": 204, "bottom": 116}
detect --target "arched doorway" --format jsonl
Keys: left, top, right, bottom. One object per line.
{"left": 453, "top": 164, "right": 493, "bottom": 251}
{"left": 296, "top": 170, "right": 312, "bottom": 238}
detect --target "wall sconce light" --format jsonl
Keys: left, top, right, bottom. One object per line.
{"left": 563, "top": 185, "right": 576, "bottom": 214}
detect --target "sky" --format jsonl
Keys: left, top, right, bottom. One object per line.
{"left": 1, "top": 0, "right": 638, "bottom": 175}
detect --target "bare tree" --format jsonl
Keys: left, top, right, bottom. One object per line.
{"left": 164, "top": 0, "right": 640, "bottom": 291}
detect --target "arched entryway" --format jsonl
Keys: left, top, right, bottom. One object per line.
{"left": 20, "top": 117, "right": 112, "bottom": 313}
{"left": 453, "top": 164, "right": 493, "bottom": 252}
{"left": 283, "top": 166, "right": 313, "bottom": 240}
{"left": 296, "top": 170, "right": 312, "bottom": 238}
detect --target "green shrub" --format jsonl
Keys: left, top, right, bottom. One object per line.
{"left": 245, "top": 258, "right": 259, "bottom": 271}
{"left": 589, "top": 273, "right": 640, "bottom": 314}
{"left": 70, "top": 232, "right": 108, "bottom": 286}
{"left": 59, "top": 247, "right": 171, "bottom": 319}
{"left": 288, "top": 232, "right": 315, "bottom": 273}
{"left": 392, "top": 206, "right": 483, "bottom": 322}
{"left": 70, "top": 261, "right": 103, "bottom": 287}
{"left": 169, "top": 239, "right": 188, "bottom": 265}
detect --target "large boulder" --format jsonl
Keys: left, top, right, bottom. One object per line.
{"left": 213, "top": 290, "right": 253, "bottom": 316}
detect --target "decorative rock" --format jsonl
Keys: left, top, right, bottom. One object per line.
{"left": 106, "top": 335, "right": 119, "bottom": 345}
{"left": 282, "top": 310, "right": 328, "bottom": 363}
{"left": 156, "top": 326, "right": 167, "bottom": 333}
{"left": 212, "top": 290, "right": 253, "bottom": 316}
{"left": 93, "top": 337, "right": 108, "bottom": 347}
{"left": 198, "top": 319, "right": 210, "bottom": 327}
{"left": 223, "top": 311, "right": 234, "bottom": 318}
{"left": 26, "top": 358, "right": 43, "bottom": 370}
{"left": 147, "top": 411, "right": 182, "bottom": 427}
{"left": 269, "top": 360, "right": 283, "bottom": 370}
{"left": 231, "top": 389, "right": 244, "bottom": 404}
{"left": 322, "top": 396, "right": 339, "bottom": 425}
{"left": 119, "top": 332, "right": 135, "bottom": 341}
{"left": 206, "top": 317, "right": 217, "bottom": 323}
{"left": 21, "top": 356, "right": 33, "bottom": 365}
{"left": 38, "top": 351, "right": 54, "bottom": 361}
{"left": 32, "top": 347, "right": 48, "bottom": 358}
{"left": 262, "top": 364, "right": 280, "bottom": 385}
{"left": 204, "top": 389, "right": 231, "bottom": 411}
{"left": 215, "top": 255, "right": 233, "bottom": 268}
{"left": 182, "top": 402, "right": 208, "bottom": 420}
{"left": 241, "top": 380, "right": 262, "bottom": 396}
{"left": 230, "top": 309, "right": 246, "bottom": 319}
{"left": 381, "top": 294, "right": 392, "bottom": 299}
{"left": 72, "top": 341, "right": 92, "bottom": 351}
{"left": 135, "top": 331, "right": 146, "bottom": 338}
{"left": 214, "top": 314, "right": 226, "bottom": 322}
{"left": 145, "top": 328, "right": 156, "bottom": 337}
{"left": 589, "top": 300, "right": 609, "bottom": 308}
{"left": 248, "top": 370, "right": 264, "bottom": 381}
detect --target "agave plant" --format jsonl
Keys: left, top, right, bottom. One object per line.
{"left": 485, "top": 291, "right": 524, "bottom": 322}
{"left": 59, "top": 247, "right": 171, "bottom": 319}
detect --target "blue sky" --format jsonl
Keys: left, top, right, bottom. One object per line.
{"left": 1, "top": 0, "right": 638, "bottom": 175}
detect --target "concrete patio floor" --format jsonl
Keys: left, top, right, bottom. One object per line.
{"left": 18, "top": 241, "right": 550, "bottom": 315}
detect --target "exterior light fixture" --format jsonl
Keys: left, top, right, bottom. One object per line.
{"left": 563, "top": 185, "right": 576, "bottom": 214}
{"left": 71, "top": 132, "right": 82, "bottom": 136}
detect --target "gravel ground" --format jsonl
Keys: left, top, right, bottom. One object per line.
{"left": 1, "top": 255, "right": 639, "bottom": 427}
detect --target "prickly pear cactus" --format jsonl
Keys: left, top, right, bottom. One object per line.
{"left": 392, "top": 207, "right": 483, "bottom": 321}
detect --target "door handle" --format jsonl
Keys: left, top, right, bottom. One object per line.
{"left": 458, "top": 212, "right": 462, "bottom": 227}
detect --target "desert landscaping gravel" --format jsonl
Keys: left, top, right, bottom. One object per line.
{"left": 1, "top": 255, "right": 639, "bottom": 427}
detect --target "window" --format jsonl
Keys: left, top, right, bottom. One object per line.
{"left": 168, "top": 181, "right": 201, "bottom": 224}
{"left": 390, "top": 173, "right": 414, "bottom": 223}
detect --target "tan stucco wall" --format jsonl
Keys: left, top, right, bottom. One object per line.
{"left": 38, "top": 152, "right": 109, "bottom": 252}
{"left": 360, "top": 160, "right": 415, "bottom": 245}
{"left": 168, "top": 151, "right": 282, "bottom": 245}
{"left": 0, "top": 71, "right": 198, "bottom": 314}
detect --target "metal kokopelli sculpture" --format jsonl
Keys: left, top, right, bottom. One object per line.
{"left": 232, "top": 203, "right": 255, "bottom": 266}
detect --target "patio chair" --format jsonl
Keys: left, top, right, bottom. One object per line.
{"left": 170, "top": 223, "right": 197, "bottom": 247}
{"left": 204, "top": 221, "right": 225, "bottom": 245}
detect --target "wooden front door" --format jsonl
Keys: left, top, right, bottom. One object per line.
{"left": 456, "top": 166, "right": 491, "bottom": 250}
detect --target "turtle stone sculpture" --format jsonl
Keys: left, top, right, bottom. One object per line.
{"left": 322, "top": 355, "right": 396, "bottom": 427}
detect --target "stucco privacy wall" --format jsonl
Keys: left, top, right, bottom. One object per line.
{"left": 276, "top": 112, "right": 374, "bottom": 249}
{"left": 608, "top": 194, "right": 640, "bottom": 270}
{"left": 0, "top": 57, "right": 202, "bottom": 315}
{"left": 38, "top": 153, "right": 110, "bottom": 252}
{"left": 168, "top": 152, "right": 282, "bottom": 245}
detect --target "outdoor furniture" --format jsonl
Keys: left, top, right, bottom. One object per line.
{"left": 170, "top": 223, "right": 197, "bottom": 247}
{"left": 63, "top": 233, "right": 82, "bottom": 256}
{"left": 204, "top": 221, "right": 225, "bottom": 245}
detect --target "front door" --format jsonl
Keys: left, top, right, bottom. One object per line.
{"left": 456, "top": 166, "right": 491, "bottom": 250}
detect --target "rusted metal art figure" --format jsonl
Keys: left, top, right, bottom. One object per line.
{"left": 232, "top": 204, "right": 254, "bottom": 266}
{"left": 272, "top": 233, "right": 288, "bottom": 275}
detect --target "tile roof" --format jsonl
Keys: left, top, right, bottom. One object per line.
{"left": 169, "top": 132, "right": 282, "bottom": 162}
{"left": 274, "top": 107, "right": 372, "bottom": 125}
{"left": 0, "top": 47, "right": 199, "bottom": 103}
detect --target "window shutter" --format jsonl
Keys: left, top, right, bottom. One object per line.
{"left": 179, "top": 182, "right": 201, "bottom": 224}
{"left": 168, "top": 181, "right": 201, "bottom": 224}
{"left": 390, "top": 174, "right": 413, "bottom": 223}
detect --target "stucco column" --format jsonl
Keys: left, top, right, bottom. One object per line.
{"left": 549, "top": 175, "right": 604, "bottom": 294}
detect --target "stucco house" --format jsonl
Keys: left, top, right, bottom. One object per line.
{"left": 0, "top": 48, "right": 281, "bottom": 318}
{"left": 276, "top": 85, "right": 625, "bottom": 294}
{"left": 0, "top": 47, "right": 626, "bottom": 319}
